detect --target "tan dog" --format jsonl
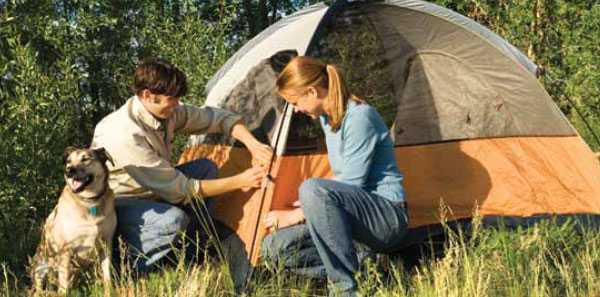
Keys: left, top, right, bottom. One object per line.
{"left": 31, "top": 147, "right": 117, "bottom": 294}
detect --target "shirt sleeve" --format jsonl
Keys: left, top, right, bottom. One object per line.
{"left": 334, "top": 111, "right": 379, "bottom": 186}
{"left": 112, "top": 133, "right": 202, "bottom": 204}
{"left": 173, "top": 104, "right": 243, "bottom": 136}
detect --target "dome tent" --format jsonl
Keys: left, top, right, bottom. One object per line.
{"left": 179, "top": 0, "right": 600, "bottom": 265}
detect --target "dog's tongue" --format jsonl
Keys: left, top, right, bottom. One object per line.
{"left": 70, "top": 179, "right": 85, "bottom": 192}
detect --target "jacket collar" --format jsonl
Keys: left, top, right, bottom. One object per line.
{"left": 130, "top": 96, "right": 163, "bottom": 130}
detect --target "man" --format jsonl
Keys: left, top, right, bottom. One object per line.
{"left": 91, "top": 58, "right": 271, "bottom": 273}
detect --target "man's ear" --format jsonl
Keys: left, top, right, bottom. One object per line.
{"left": 139, "top": 89, "right": 152, "bottom": 102}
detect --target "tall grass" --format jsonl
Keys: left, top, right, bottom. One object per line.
{"left": 2, "top": 218, "right": 598, "bottom": 297}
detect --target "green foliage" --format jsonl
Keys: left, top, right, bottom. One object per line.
{"left": 2, "top": 220, "right": 599, "bottom": 296}
{"left": 0, "top": 0, "right": 598, "bottom": 291}
{"left": 0, "top": 0, "right": 240, "bottom": 277}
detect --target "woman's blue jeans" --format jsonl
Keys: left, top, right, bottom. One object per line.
{"left": 263, "top": 178, "right": 408, "bottom": 297}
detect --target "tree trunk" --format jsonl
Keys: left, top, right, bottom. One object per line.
{"left": 243, "top": 0, "right": 270, "bottom": 37}
{"left": 270, "top": 0, "right": 279, "bottom": 24}
{"left": 243, "top": 0, "right": 256, "bottom": 35}
{"left": 257, "top": 0, "right": 268, "bottom": 34}
{"left": 528, "top": 0, "right": 543, "bottom": 63}
{"left": 173, "top": 1, "right": 181, "bottom": 23}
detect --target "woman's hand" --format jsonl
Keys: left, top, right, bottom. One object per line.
{"left": 236, "top": 166, "right": 267, "bottom": 192}
{"left": 264, "top": 201, "right": 304, "bottom": 231}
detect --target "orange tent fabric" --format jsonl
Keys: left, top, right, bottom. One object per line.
{"left": 180, "top": 135, "right": 600, "bottom": 264}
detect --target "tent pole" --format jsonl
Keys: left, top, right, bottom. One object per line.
{"left": 244, "top": 101, "right": 292, "bottom": 290}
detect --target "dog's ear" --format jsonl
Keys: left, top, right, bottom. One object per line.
{"left": 92, "top": 147, "right": 115, "bottom": 167}
{"left": 63, "top": 146, "right": 78, "bottom": 164}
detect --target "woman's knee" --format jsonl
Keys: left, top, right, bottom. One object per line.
{"left": 299, "top": 178, "right": 331, "bottom": 209}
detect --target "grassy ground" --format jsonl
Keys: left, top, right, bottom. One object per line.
{"left": 2, "top": 218, "right": 599, "bottom": 297}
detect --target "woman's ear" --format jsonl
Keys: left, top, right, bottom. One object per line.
{"left": 307, "top": 86, "right": 319, "bottom": 100}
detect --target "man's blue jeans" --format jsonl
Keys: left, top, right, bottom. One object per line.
{"left": 263, "top": 178, "right": 408, "bottom": 297}
{"left": 113, "top": 159, "right": 224, "bottom": 272}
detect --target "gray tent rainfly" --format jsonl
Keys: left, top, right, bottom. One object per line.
{"left": 180, "top": 0, "right": 600, "bottom": 267}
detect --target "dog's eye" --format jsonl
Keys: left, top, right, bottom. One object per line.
{"left": 81, "top": 157, "right": 91, "bottom": 163}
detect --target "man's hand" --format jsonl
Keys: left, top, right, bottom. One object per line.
{"left": 198, "top": 165, "right": 267, "bottom": 197}
{"left": 237, "top": 166, "right": 267, "bottom": 192}
{"left": 230, "top": 122, "right": 273, "bottom": 167}
{"left": 248, "top": 141, "right": 273, "bottom": 167}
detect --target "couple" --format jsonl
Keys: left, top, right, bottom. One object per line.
{"left": 92, "top": 56, "right": 408, "bottom": 297}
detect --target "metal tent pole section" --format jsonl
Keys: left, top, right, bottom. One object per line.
{"left": 243, "top": 102, "right": 294, "bottom": 288}
{"left": 271, "top": 102, "right": 296, "bottom": 156}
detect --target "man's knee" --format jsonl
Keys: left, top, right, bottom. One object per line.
{"left": 201, "top": 159, "right": 218, "bottom": 180}
{"left": 114, "top": 203, "right": 190, "bottom": 264}
{"left": 115, "top": 199, "right": 189, "bottom": 236}
{"left": 176, "top": 159, "right": 218, "bottom": 180}
{"left": 142, "top": 206, "right": 190, "bottom": 236}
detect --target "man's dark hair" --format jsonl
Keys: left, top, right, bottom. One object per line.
{"left": 133, "top": 58, "right": 188, "bottom": 97}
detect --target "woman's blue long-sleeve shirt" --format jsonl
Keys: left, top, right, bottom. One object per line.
{"left": 319, "top": 100, "right": 405, "bottom": 203}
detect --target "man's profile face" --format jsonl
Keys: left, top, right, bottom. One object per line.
{"left": 139, "top": 90, "right": 180, "bottom": 119}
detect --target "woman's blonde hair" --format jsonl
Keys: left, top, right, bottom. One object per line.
{"left": 276, "top": 56, "right": 358, "bottom": 131}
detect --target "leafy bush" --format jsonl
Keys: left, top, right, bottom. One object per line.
{"left": 0, "top": 0, "right": 241, "bottom": 277}
{"left": 0, "top": 0, "right": 598, "bottom": 287}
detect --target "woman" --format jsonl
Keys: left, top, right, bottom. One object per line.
{"left": 263, "top": 56, "right": 408, "bottom": 297}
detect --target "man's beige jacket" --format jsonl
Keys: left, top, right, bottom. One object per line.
{"left": 91, "top": 96, "right": 241, "bottom": 204}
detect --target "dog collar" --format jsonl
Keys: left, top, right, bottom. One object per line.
{"left": 89, "top": 206, "right": 98, "bottom": 216}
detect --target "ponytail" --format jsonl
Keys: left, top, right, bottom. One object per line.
{"left": 325, "top": 65, "right": 347, "bottom": 131}
{"left": 325, "top": 64, "right": 361, "bottom": 131}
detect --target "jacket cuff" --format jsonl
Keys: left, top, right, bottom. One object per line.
{"left": 189, "top": 178, "right": 203, "bottom": 202}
